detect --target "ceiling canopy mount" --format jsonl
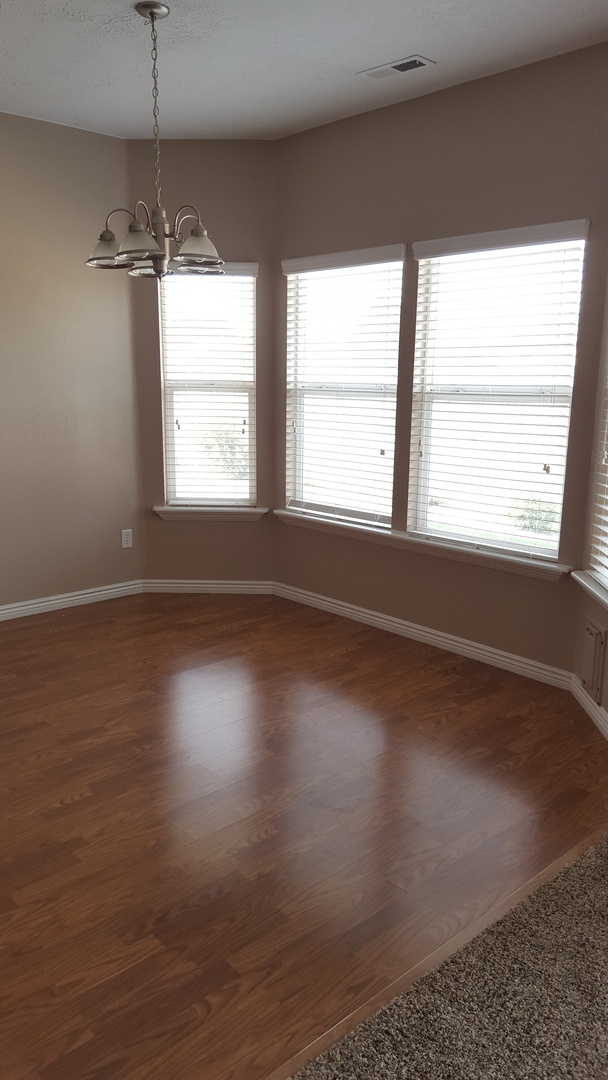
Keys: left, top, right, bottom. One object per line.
{"left": 135, "top": 3, "right": 170, "bottom": 21}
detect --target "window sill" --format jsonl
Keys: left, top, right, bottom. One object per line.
{"left": 153, "top": 506, "right": 270, "bottom": 522}
{"left": 274, "top": 509, "right": 571, "bottom": 582}
{"left": 571, "top": 570, "right": 608, "bottom": 608}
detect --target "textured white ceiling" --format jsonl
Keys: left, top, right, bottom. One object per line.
{"left": 0, "top": 0, "right": 606, "bottom": 140}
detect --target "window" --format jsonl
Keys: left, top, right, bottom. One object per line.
{"left": 589, "top": 381, "right": 608, "bottom": 588}
{"left": 160, "top": 266, "right": 257, "bottom": 505}
{"left": 408, "top": 222, "right": 587, "bottom": 558}
{"left": 283, "top": 247, "right": 404, "bottom": 526}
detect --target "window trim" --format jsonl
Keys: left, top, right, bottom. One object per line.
{"left": 282, "top": 244, "right": 405, "bottom": 275}
{"left": 274, "top": 509, "right": 571, "bottom": 581}
{"left": 412, "top": 219, "right": 589, "bottom": 260}
{"left": 585, "top": 323, "right": 608, "bottom": 589}
{"left": 153, "top": 505, "right": 269, "bottom": 521}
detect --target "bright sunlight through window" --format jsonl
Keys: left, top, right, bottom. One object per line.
{"left": 285, "top": 255, "right": 404, "bottom": 526}
{"left": 408, "top": 235, "right": 586, "bottom": 557}
{"left": 160, "top": 270, "right": 257, "bottom": 505}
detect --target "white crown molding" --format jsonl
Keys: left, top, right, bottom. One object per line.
{"left": 3, "top": 577, "right": 605, "bottom": 743}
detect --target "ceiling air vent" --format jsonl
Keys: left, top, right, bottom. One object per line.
{"left": 359, "top": 55, "right": 435, "bottom": 80}
{"left": 392, "top": 59, "right": 425, "bottom": 72}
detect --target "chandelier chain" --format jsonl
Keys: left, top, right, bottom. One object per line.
{"left": 149, "top": 15, "right": 162, "bottom": 208}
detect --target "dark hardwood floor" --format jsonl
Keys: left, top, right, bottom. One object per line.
{"left": 1, "top": 594, "right": 607, "bottom": 1080}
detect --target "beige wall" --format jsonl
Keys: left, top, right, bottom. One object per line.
{"left": 274, "top": 43, "right": 608, "bottom": 672}
{"left": 127, "top": 139, "right": 279, "bottom": 582}
{"left": 0, "top": 114, "right": 141, "bottom": 604}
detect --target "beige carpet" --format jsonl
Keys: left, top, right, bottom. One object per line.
{"left": 290, "top": 837, "right": 608, "bottom": 1080}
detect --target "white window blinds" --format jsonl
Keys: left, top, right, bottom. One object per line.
{"left": 160, "top": 268, "right": 257, "bottom": 505}
{"left": 408, "top": 228, "right": 587, "bottom": 557}
{"left": 284, "top": 250, "right": 404, "bottom": 526}
{"left": 589, "top": 381, "right": 608, "bottom": 587}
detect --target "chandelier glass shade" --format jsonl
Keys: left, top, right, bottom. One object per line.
{"left": 86, "top": 230, "right": 126, "bottom": 269}
{"left": 86, "top": 2, "right": 223, "bottom": 279}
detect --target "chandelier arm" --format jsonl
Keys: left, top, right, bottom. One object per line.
{"left": 172, "top": 205, "right": 203, "bottom": 238}
{"left": 134, "top": 200, "right": 153, "bottom": 231}
{"left": 172, "top": 209, "right": 203, "bottom": 244}
{"left": 105, "top": 208, "right": 137, "bottom": 231}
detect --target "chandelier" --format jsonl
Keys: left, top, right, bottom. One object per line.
{"left": 86, "top": 2, "right": 223, "bottom": 278}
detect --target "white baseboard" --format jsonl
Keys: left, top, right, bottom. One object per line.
{"left": 140, "top": 578, "right": 274, "bottom": 595}
{"left": 0, "top": 580, "right": 143, "bottom": 622}
{"left": 570, "top": 677, "right": 608, "bottom": 740}
{"left": 2, "top": 576, "right": 604, "bottom": 741}
{"left": 0, "top": 579, "right": 273, "bottom": 621}
{"left": 273, "top": 582, "right": 571, "bottom": 690}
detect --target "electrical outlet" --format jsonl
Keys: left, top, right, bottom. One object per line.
{"left": 121, "top": 529, "right": 133, "bottom": 549}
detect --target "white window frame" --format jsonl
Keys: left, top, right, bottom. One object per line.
{"left": 580, "top": 326, "right": 608, "bottom": 598}
{"left": 282, "top": 245, "right": 405, "bottom": 529}
{"left": 407, "top": 220, "right": 589, "bottom": 561}
{"left": 154, "top": 263, "right": 269, "bottom": 521}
